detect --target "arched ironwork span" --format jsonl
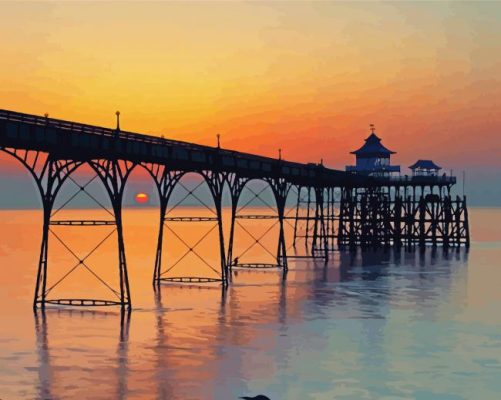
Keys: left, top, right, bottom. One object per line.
{"left": 0, "top": 146, "right": 136, "bottom": 309}
{"left": 142, "top": 164, "right": 229, "bottom": 286}
{"left": 0, "top": 109, "right": 470, "bottom": 310}
{"left": 225, "top": 176, "right": 292, "bottom": 275}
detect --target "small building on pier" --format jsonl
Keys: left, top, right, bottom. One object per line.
{"left": 345, "top": 125, "right": 400, "bottom": 177}
{"left": 409, "top": 160, "right": 441, "bottom": 177}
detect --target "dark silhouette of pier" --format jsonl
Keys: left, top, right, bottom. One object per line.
{"left": 0, "top": 109, "right": 469, "bottom": 309}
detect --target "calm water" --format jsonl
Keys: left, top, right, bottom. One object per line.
{"left": 1, "top": 207, "right": 501, "bottom": 400}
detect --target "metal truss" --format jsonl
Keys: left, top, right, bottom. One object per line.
{"left": 0, "top": 147, "right": 135, "bottom": 309}
{"left": 322, "top": 187, "right": 342, "bottom": 252}
{"left": 226, "top": 176, "right": 291, "bottom": 272}
{"left": 291, "top": 186, "right": 316, "bottom": 249}
{"left": 338, "top": 186, "right": 470, "bottom": 249}
{"left": 0, "top": 110, "right": 472, "bottom": 311}
{"left": 225, "top": 173, "right": 249, "bottom": 270}
{"left": 143, "top": 164, "right": 227, "bottom": 286}
{"left": 290, "top": 186, "right": 333, "bottom": 260}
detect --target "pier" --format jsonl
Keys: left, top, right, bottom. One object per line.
{"left": 0, "top": 110, "right": 469, "bottom": 309}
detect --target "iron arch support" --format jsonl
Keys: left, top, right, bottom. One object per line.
{"left": 0, "top": 148, "right": 84, "bottom": 309}
{"left": 229, "top": 176, "right": 290, "bottom": 272}
{"left": 144, "top": 168, "right": 227, "bottom": 287}
{"left": 224, "top": 173, "right": 249, "bottom": 273}
{"left": 200, "top": 170, "right": 230, "bottom": 285}
{"left": 264, "top": 177, "right": 292, "bottom": 270}
{"left": 141, "top": 163, "right": 184, "bottom": 285}
{"left": 312, "top": 187, "right": 329, "bottom": 262}
{"left": 88, "top": 158, "right": 137, "bottom": 309}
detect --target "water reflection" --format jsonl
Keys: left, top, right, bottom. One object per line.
{"left": 2, "top": 208, "right": 498, "bottom": 399}
{"left": 34, "top": 310, "right": 52, "bottom": 400}
{"left": 117, "top": 309, "right": 131, "bottom": 400}
{"left": 34, "top": 309, "right": 131, "bottom": 400}
{"left": 301, "top": 247, "right": 469, "bottom": 323}
{"left": 151, "top": 284, "right": 231, "bottom": 399}
{"left": 28, "top": 247, "right": 471, "bottom": 399}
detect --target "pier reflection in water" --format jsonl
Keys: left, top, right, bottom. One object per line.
{"left": 1, "top": 209, "right": 500, "bottom": 399}
{"left": 33, "top": 309, "right": 131, "bottom": 400}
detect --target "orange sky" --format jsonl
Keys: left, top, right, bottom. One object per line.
{"left": 1, "top": 1, "right": 500, "bottom": 174}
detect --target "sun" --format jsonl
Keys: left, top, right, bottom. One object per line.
{"left": 135, "top": 192, "right": 149, "bottom": 205}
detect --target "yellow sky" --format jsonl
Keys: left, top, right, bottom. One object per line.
{"left": 1, "top": 1, "right": 500, "bottom": 170}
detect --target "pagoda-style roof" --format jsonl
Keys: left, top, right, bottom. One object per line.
{"left": 409, "top": 160, "right": 441, "bottom": 170}
{"left": 351, "top": 132, "right": 396, "bottom": 157}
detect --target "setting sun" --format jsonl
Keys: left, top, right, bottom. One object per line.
{"left": 135, "top": 192, "right": 149, "bottom": 205}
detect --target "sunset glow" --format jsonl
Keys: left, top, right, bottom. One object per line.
{"left": 0, "top": 2, "right": 500, "bottom": 169}
{"left": 1, "top": 3, "right": 501, "bottom": 399}
{"left": 0, "top": 1, "right": 500, "bottom": 205}
{"left": 135, "top": 192, "right": 149, "bottom": 205}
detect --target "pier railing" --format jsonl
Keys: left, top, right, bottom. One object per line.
{"left": 380, "top": 175, "right": 457, "bottom": 185}
{"left": 0, "top": 109, "right": 369, "bottom": 188}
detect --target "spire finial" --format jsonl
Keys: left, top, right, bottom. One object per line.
{"left": 370, "top": 123, "right": 375, "bottom": 134}
{"left": 278, "top": 148, "right": 282, "bottom": 160}
{"left": 116, "top": 111, "right": 121, "bottom": 131}
{"left": 217, "top": 133, "right": 220, "bottom": 149}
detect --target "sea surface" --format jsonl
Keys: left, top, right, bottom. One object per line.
{"left": 0, "top": 207, "right": 500, "bottom": 400}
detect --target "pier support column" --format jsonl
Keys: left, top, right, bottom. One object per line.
{"left": 337, "top": 188, "right": 347, "bottom": 247}
{"left": 266, "top": 177, "right": 292, "bottom": 271}
{"left": 405, "top": 195, "right": 415, "bottom": 249}
{"left": 312, "top": 187, "right": 329, "bottom": 262}
{"left": 418, "top": 196, "right": 426, "bottom": 247}
{"left": 463, "top": 196, "right": 470, "bottom": 248}
{"left": 443, "top": 195, "right": 452, "bottom": 249}
{"left": 143, "top": 164, "right": 183, "bottom": 286}
{"left": 394, "top": 195, "right": 403, "bottom": 247}
{"left": 203, "top": 171, "right": 231, "bottom": 286}
{"left": 32, "top": 157, "right": 81, "bottom": 309}
{"left": 453, "top": 195, "right": 470, "bottom": 248}
{"left": 0, "top": 149, "right": 81, "bottom": 310}
{"left": 292, "top": 185, "right": 302, "bottom": 248}
{"left": 90, "top": 159, "right": 136, "bottom": 309}
{"left": 225, "top": 174, "right": 248, "bottom": 275}
{"left": 3, "top": 147, "right": 135, "bottom": 309}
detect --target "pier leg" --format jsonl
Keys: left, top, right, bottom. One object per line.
{"left": 266, "top": 177, "right": 291, "bottom": 271}
{"left": 338, "top": 188, "right": 347, "bottom": 248}
{"left": 463, "top": 196, "right": 470, "bottom": 248}
{"left": 406, "top": 195, "right": 414, "bottom": 249}
{"left": 115, "top": 204, "right": 130, "bottom": 308}
{"left": 91, "top": 159, "right": 136, "bottom": 309}
{"left": 204, "top": 171, "right": 230, "bottom": 285}
{"left": 153, "top": 201, "right": 166, "bottom": 287}
{"left": 394, "top": 195, "right": 403, "bottom": 247}
{"left": 34, "top": 206, "right": 51, "bottom": 310}
{"left": 225, "top": 174, "right": 247, "bottom": 277}
{"left": 419, "top": 196, "right": 426, "bottom": 248}
{"left": 443, "top": 196, "right": 451, "bottom": 249}
{"left": 216, "top": 200, "right": 227, "bottom": 285}
{"left": 0, "top": 150, "right": 81, "bottom": 310}
{"left": 313, "top": 187, "right": 329, "bottom": 262}
{"left": 226, "top": 201, "right": 237, "bottom": 274}
{"left": 277, "top": 203, "right": 288, "bottom": 270}
{"left": 292, "top": 185, "right": 301, "bottom": 248}
{"left": 142, "top": 165, "right": 183, "bottom": 287}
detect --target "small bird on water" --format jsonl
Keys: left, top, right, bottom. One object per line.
{"left": 240, "top": 396, "right": 271, "bottom": 400}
